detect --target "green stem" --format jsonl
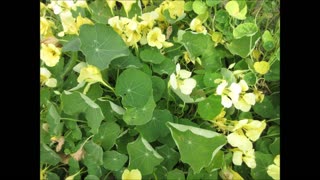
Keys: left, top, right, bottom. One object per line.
{"left": 261, "top": 133, "right": 280, "bottom": 138}
{"left": 60, "top": 52, "right": 78, "bottom": 79}
{"left": 266, "top": 118, "right": 280, "bottom": 122}
{"left": 103, "top": 171, "right": 113, "bottom": 180}
{"left": 101, "top": 81, "right": 115, "bottom": 93}
{"left": 60, "top": 118, "right": 87, "bottom": 123}
{"left": 153, "top": 172, "right": 158, "bottom": 180}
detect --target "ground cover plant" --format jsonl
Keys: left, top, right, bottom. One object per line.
{"left": 40, "top": 0, "right": 280, "bottom": 179}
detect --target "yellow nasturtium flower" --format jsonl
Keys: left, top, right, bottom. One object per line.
{"left": 232, "top": 148, "right": 256, "bottom": 168}
{"left": 216, "top": 80, "right": 242, "bottom": 108}
{"left": 267, "top": 155, "right": 280, "bottom": 180}
{"left": 76, "top": 64, "right": 114, "bottom": 94}
{"left": 76, "top": 14, "right": 94, "bottom": 29}
{"left": 77, "top": 65, "right": 104, "bottom": 84}
{"left": 122, "top": 169, "right": 142, "bottom": 180}
{"left": 139, "top": 11, "right": 159, "bottom": 29}
{"left": 40, "top": 67, "right": 57, "bottom": 88}
{"left": 147, "top": 27, "right": 173, "bottom": 49}
{"left": 40, "top": 2, "right": 47, "bottom": 16}
{"left": 253, "top": 87, "right": 265, "bottom": 103}
{"left": 40, "top": 43, "right": 61, "bottom": 67}
{"left": 118, "top": 0, "right": 136, "bottom": 17}
{"left": 48, "top": 0, "right": 88, "bottom": 15}
{"left": 167, "top": 0, "right": 185, "bottom": 19}
{"left": 231, "top": 119, "right": 266, "bottom": 141}
{"left": 59, "top": 12, "right": 94, "bottom": 37}
{"left": 106, "top": 0, "right": 116, "bottom": 15}
{"left": 169, "top": 64, "right": 197, "bottom": 95}
{"left": 59, "top": 11, "right": 78, "bottom": 36}
{"left": 227, "top": 128, "right": 253, "bottom": 152}
{"left": 48, "top": 0, "right": 75, "bottom": 15}
{"left": 254, "top": 61, "right": 270, "bottom": 75}
{"left": 190, "top": 18, "right": 207, "bottom": 34}
{"left": 216, "top": 79, "right": 259, "bottom": 112}
{"left": 40, "top": 17, "right": 55, "bottom": 38}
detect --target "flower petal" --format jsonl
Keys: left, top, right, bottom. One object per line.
{"left": 243, "top": 93, "right": 256, "bottom": 105}
{"left": 216, "top": 81, "right": 228, "bottom": 95}
{"left": 233, "top": 98, "right": 251, "bottom": 112}
{"left": 180, "top": 78, "right": 196, "bottom": 95}
{"left": 244, "top": 120, "right": 266, "bottom": 141}
{"left": 221, "top": 95, "right": 232, "bottom": 108}
{"left": 176, "top": 63, "right": 181, "bottom": 73}
{"left": 229, "top": 82, "right": 242, "bottom": 94}
{"left": 45, "top": 78, "right": 57, "bottom": 88}
{"left": 232, "top": 150, "right": 243, "bottom": 166}
{"left": 274, "top": 155, "right": 280, "bottom": 166}
{"left": 238, "top": 79, "right": 249, "bottom": 91}
{"left": 73, "top": 62, "right": 87, "bottom": 73}
{"left": 243, "top": 149, "right": 256, "bottom": 168}
{"left": 169, "top": 73, "right": 178, "bottom": 89}
{"left": 179, "top": 69, "right": 192, "bottom": 79}
{"left": 267, "top": 164, "right": 280, "bottom": 180}
{"left": 227, "top": 131, "right": 253, "bottom": 151}
{"left": 40, "top": 67, "right": 51, "bottom": 78}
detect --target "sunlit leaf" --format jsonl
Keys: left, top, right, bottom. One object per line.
{"left": 127, "top": 136, "right": 164, "bottom": 175}
{"left": 167, "top": 122, "right": 227, "bottom": 173}
{"left": 79, "top": 24, "right": 129, "bottom": 70}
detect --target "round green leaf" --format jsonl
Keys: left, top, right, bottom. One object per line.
{"left": 79, "top": 24, "right": 129, "bottom": 70}
{"left": 151, "top": 76, "right": 166, "bottom": 102}
{"left": 115, "top": 68, "right": 153, "bottom": 108}
{"left": 206, "top": 0, "right": 220, "bottom": 7}
{"left": 46, "top": 172, "right": 60, "bottom": 180}
{"left": 250, "top": 151, "right": 273, "bottom": 180}
{"left": 203, "top": 72, "right": 221, "bottom": 88}
{"left": 140, "top": 48, "right": 166, "bottom": 64}
{"left": 215, "top": 10, "right": 229, "bottom": 23}
{"left": 40, "top": 142, "right": 61, "bottom": 166}
{"left": 226, "top": 32, "right": 260, "bottom": 58}
{"left": 89, "top": 0, "right": 113, "bottom": 24}
{"left": 84, "top": 175, "right": 100, "bottom": 180}
{"left": 127, "top": 136, "right": 164, "bottom": 175}
{"left": 184, "top": 1, "right": 193, "bottom": 11}
{"left": 198, "top": 95, "right": 223, "bottom": 120}
{"left": 255, "top": 138, "right": 273, "bottom": 154}
{"left": 156, "top": 145, "right": 180, "bottom": 171}
{"left": 167, "top": 122, "right": 227, "bottom": 173}
{"left": 123, "top": 96, "right": 156, "bottom": 125}
{"left": 253, "top": 96, "right": 275, "bottom": 118}
{"left": 136, "top": 109, "right": 173, "bottom": 142}
{"left": 269, "top": 138, "right": 280, "bottom": 156}
{"left": 244, "top": 72, "right": 257, "bottom": 86}
{"left": 181, "top": 32, "right": 208, "bottom": 57}
{"left": 62, "top": 37, "right": 80, "bottom": 52}
{"left": 86, "top": 83, "right": 103, "bottom": 100}
{"left": 193, "top": 1, "right": 208, "bottom": 15}
{"left": 265, "top": 61, "right": 280, "bottom": 81}
{"left": 103, "top": 151, "right": 128, "bottom": 171}
{"left": 233, "top": 23, "right": 258, "bottom": 39}
{"left": 110, "top": 52, "right": 143, "bottom": 69}
{"left": 205, "top": 150, "right": 224, "bottom": 171}
{"left": 167, "top": 169, "right": 185, "bottom": 180}
{"left": 83, "top": 141, "right": 104, "bottom": 166}
{"left": 152, "top": 57, "right": 176, "bottom": 75}
{"left": 93, "top": 121, "right": 120, "bottom": 150}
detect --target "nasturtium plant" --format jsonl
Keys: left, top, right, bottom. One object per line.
{"left": 40, "top": 0, "right": 280, "bottom": 179}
